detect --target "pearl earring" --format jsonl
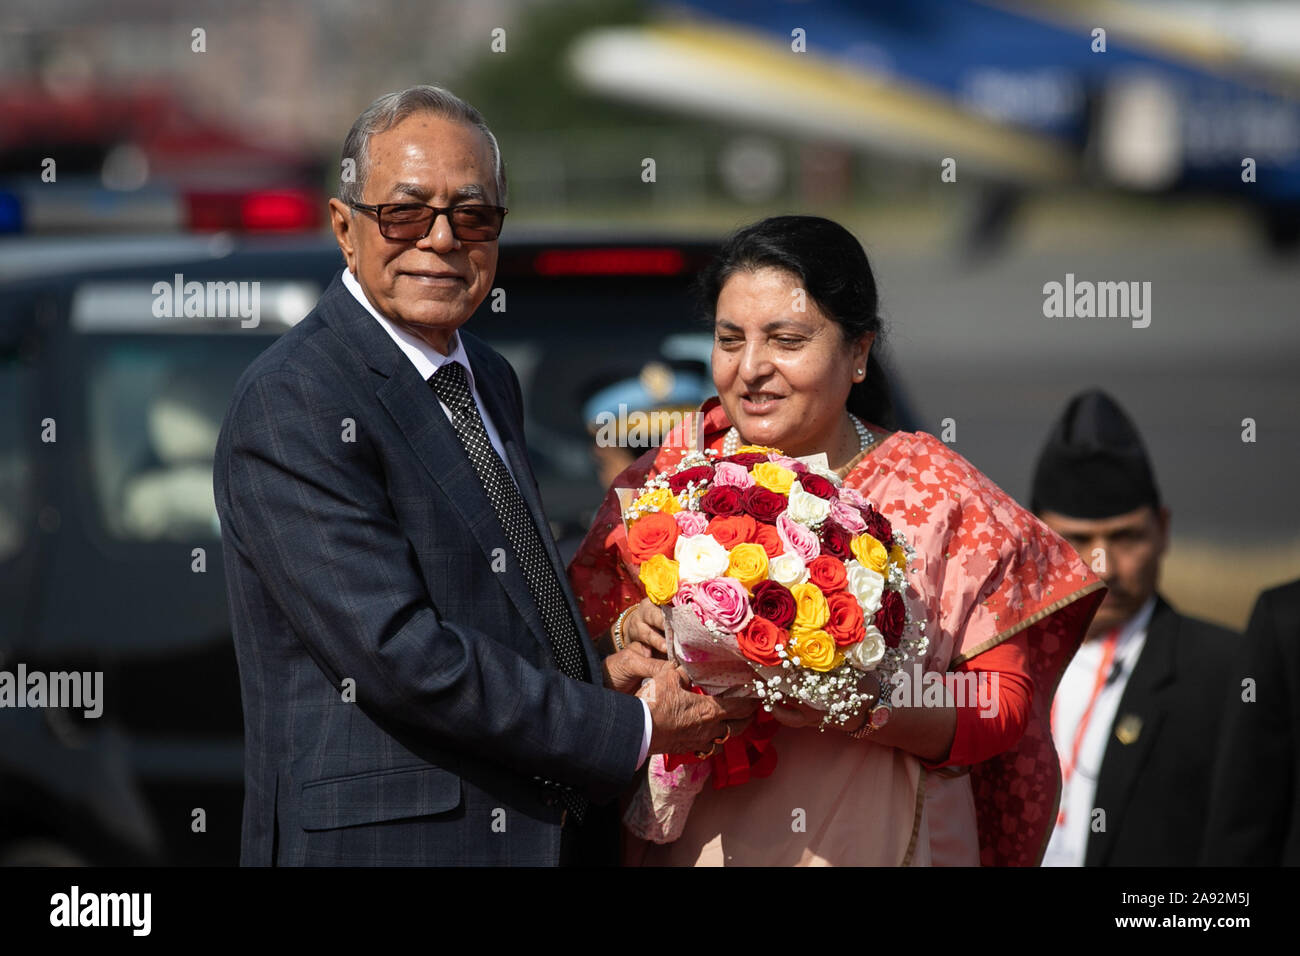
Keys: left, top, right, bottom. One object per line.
{"left": 856, "top": 368, "right": 865, "bottom": 376}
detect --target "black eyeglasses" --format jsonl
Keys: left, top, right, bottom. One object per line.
{"left": 349, "top": 201, "right": 508, "bottom": 242}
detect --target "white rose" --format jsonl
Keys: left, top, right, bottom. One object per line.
{"left": 845, "top": 560, "right": 885, "bottom": 617}
{"left": 807, "top": 464, "right": 841, "bottom": 486}
{"left": 786, "top": 481, "right": 831, "bottom": 526}
{"left": 846, "top": 625, "right": 886, "bottom": 672}
{"left": 768, "top": 552, "right": 809, "bottom": 587}
{"left": 674, "top": 533, "right": 730, "bottom": 584}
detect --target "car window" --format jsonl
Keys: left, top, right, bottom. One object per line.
{"left": 83, "top": 335, "right": 272, "bottom": 541}
{"left": 0, "top": 349, "right": 35, "bottom": 560}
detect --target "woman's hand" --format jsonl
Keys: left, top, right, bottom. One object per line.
{"left": 769, "top": 700, "right": 823, "bottom": 729}
{"left": 622, "top": 597, "right": 669, "bottom": 657}
{"left": 771, "top": 673, "right": 879, "bottom": 731}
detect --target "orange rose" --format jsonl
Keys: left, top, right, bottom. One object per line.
{"left": 706, "top": 514, "right": 757, "bottom": 550}
{"left": 806, "top": 555, "right": 848, "bottom": 593}
{"left": 753, "top": 523, "right": 783, "bottom": 559}
{"left": 627, "top": 511, "right": 679, "bottom": 562}
{"left": 825, "top": 590, "right": 866, "bottom": 646}
{"left": 737, "top": 616, "right": 786, "bottom": 667}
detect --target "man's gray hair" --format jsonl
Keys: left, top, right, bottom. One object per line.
{"left": 339, "top": 85, "right": 507, "bottom": 208}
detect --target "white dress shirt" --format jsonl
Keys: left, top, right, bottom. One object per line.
{"left": 1042, "top": 594, "right": 1157, "bottom": 867}
{"left": 341, "top": 269, "right": 653, "bottom": 768}
{"left": 341, "top": 268, "right": 516, "bottom": 482}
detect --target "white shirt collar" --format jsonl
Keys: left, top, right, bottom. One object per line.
{"left": 340, "top": 267, "right": 476, "bottom": 389}
{"left": 1113, "top": 593, "right": 1157, "bottom": 666}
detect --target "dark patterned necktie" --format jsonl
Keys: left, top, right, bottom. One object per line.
{"left": 429, "top": 362, "right": 591, "bottom": 684}
{"left": 430, "top": 362, "right": 591, "bottom": 825}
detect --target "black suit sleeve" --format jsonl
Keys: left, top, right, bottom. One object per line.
{"left": 218, "top": 368, "right": 643, "bottom": 803}
{"left": 1202, "top": 587, "right": 1297, "bottom": 864}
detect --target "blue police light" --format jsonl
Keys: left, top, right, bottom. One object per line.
{"left": 0, "top": 191, "right": 22, "bottom": 234}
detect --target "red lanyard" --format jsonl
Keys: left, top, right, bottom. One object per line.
{"left": 1051, "top": 625, "right": 1121, "bottom": 826}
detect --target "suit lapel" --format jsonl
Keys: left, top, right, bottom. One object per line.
{"left": 465, "top": 335, "right": 604, "bottom": 680}
{"left": 1086, "top": 595, "right": 1177, "bottom": 865}
{"left": 316, "top": 275, "right": 554, "bottom": 661}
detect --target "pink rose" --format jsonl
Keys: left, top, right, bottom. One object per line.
{"left": 671, "top": 582, "right": 706, "bottom": 626}
{"left": 674, "top": 510, "right": 709, "bottom": 536}
{"left": 839, "top": 487, "right": 869, "bottom": 511}
{"left": 830, "top": 498, "right": 867, "bottom": 533}
{"left": 766, "top": 454, "right": 808, "bottom": 475}
{"left": 712, "top": 462, "right": 755, "bottom": 489}
{"left": 777, "top": 511, "right": 821, "bottom": 563}
{"left": 693, "top": 577, "right": 753, "bottom": 633}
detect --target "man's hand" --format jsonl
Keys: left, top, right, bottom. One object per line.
{"left": 601, "top": 643, "right": 673, "bottom": 694}
{"left": 639, "top": 667, "right": 758, "bottom": 755}
{"left": 623, "top": 598, "right": 668, "bottom": 656}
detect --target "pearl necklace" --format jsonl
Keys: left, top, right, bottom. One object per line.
{"left": 722, "top": 413, "right": 875, "bottom": 461}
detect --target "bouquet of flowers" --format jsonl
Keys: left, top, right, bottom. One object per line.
{"left": 618, "top": 443, "right": 929, "bottom": 842}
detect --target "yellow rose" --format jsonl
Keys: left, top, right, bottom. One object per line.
{"left": 633, "top": 486, "right": 681, "bottom": 515}
{"left": 851, "top": 534, "right": 889, "bottom": 574}
{"left": 889, "top": 544, "right": 907, "bottom": 573}
{"left": 639, "top": 554, "right": 680, "bottom": 605}
{"left": 751, "top": 462, "right": 796, "bottom": 496}
{"left": 737, "top": 444, "right": 780, "bottom": 454}
{"left": 790, "top": 581, "right": 830, "bottom": 629}
{"left": 725, "top": 542, "right": 769, "bottom": 593}
{"left": 790, "top": 626, "right": 838, "bottom": 672}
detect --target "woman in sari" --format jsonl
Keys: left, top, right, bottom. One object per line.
{"left": 568, "top": 216, "right": 1106, "bottom": 866}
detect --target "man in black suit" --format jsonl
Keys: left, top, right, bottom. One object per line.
{"left": 1203, "top": 579, "right": 1300, "bottom": 865}
{"left": 1029, "top": 389, "right": 1237, "bottom": 866}
{"left": 213, "top": 85, "right": 751, "bottom": 865}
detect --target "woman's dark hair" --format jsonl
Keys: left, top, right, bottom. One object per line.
{"left": 696, "top": 215, "right": 895, "bottom": 430}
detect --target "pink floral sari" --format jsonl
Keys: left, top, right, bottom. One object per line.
{"left": 569, "top": 399, "right": 1105, "bottom": 865}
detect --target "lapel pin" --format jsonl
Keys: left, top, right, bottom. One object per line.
{"left": 1115, "top": 714, "right": 1142, "bottom": 745}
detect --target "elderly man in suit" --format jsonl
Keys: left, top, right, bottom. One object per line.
{"left": 1029, "top": 389, "right": 1237, "bottom": 866}
{"left": 214, "top": 85, "right": 752, "bottom": 866}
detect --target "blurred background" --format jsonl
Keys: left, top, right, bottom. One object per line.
{"left": 0, "top": 0, "right": 1297, "bottom": 864}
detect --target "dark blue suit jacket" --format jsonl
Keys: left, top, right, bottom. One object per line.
{"left": 213, "top": 273, "right": 644, "bottom": 865}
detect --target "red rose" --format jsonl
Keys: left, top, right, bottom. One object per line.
{"left": 753, "top": 523, "right": 783, "bottom": 559}
{"left": 788, "top": 461, "right": 809, "bottom": 475}
{"left": 875, "top": 589, "right": 905, "bottom": 647}
{"left": 706, "top": 514, "right": 757, "bottom": 550}
{"left": 750, "top": 580, "right": 796, "bottom": 629}
{"left": 626, "top": 511, "right": 679, "bottom": 562}
{"left": 863, "top": 505, "right": 893, "bottom": 547}
{"left": 742, "top": 486, "right": 786, "bottom": 523}
{"left": 737, "top": 616, "right": 787, "bottom": 667}
{"left": 667, "top": 465, "right": 715, "bottom": 494}
{"left": 720, "top": 453, "right": 767, "bottom": 468}
{"left": 800, "top": 474, "right": 836, "bottom": 500}
{"left": 820, "top": 521, "right": 852, "bottom": 560}
{"left": 700, "top": 485, "right": 745, "bottom": 517}
{"left": 807, "top": 555, "right": 848, "bottom": 593}
{"left": 825, "top": 590, "right": 866, "bottom": 646}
